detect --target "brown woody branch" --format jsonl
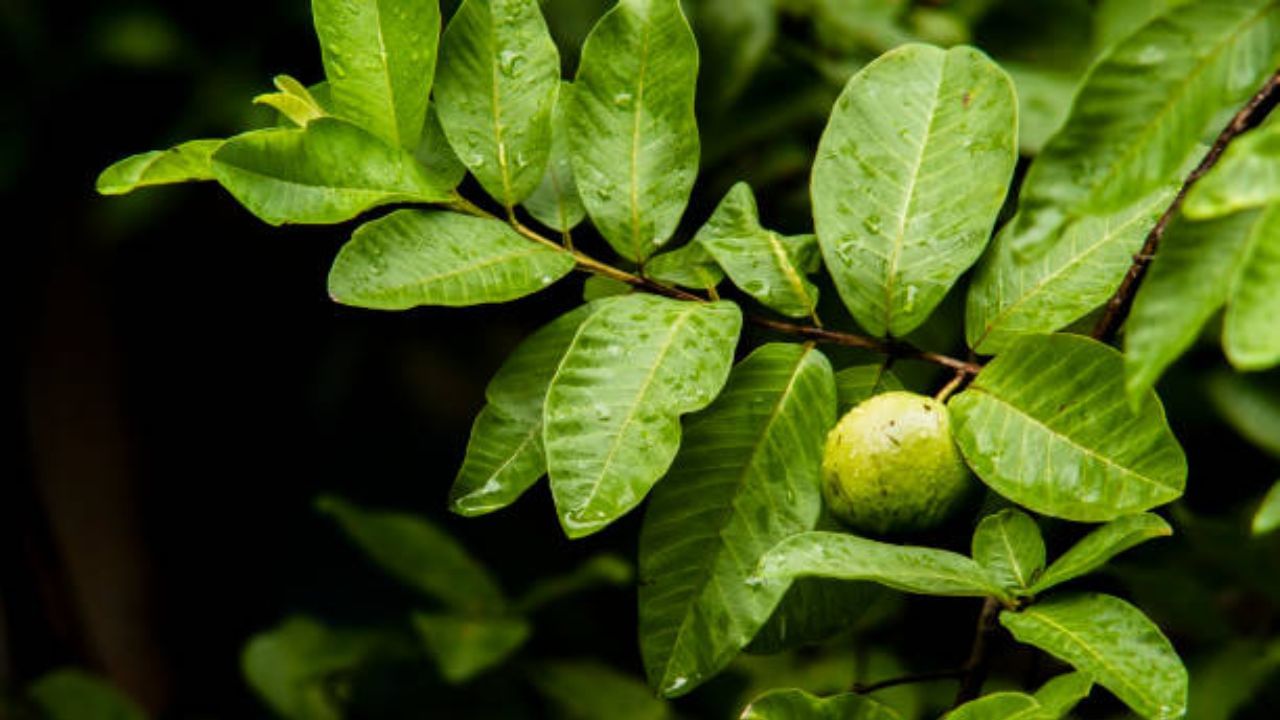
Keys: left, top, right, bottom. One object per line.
{"left": 1092, "top": 68, "right": 1280, "bottom": 342}
{"left": 953, "top": 597, "right": 1004, "bottom": 706}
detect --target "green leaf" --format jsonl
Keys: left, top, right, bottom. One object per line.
{"left": 758, "top": 531, "right": 1007, "bottom": 599}
{"left": 689, "top": 0, "right": 775, "bottom": 111}
{"left": 811, "top": 43, "right": 1017, "bottom": 337}
{"left": 1253, "top": 481, "right": 1280, "bottom": 536}
{"left": 315, "top": 495, "right": 506, "bottom": 613}
{"left": 834, "top": 363, "right": 904, "bottom": 412}
{"left": 532, "top": 661, "right": 672, "bottom": 720}
{"left": 1003, "top": 63, "right": 1077, "bottom": 155}
{"left": 639, "top": 343, "right": 836, "bottom": 697}
{"left": 255, "top": 74, "right": 328, "bottom": 127}
{"left": 645, "top": 241, "right": 725, "bottom": 289}
{"left": 694, "top": 182, "right": 821, "bottom": 319}
{"left": 242, "top": 616, "right": 391, "bottom": 720}
{"left": 96, "top": 139, "right": 222, "bottom": 195}
{"left": 450, "top": 306, "right": 596, "bottom": 517}
{"left": 740, "top": 688, "right": 903, "bottom": 720}
{"left": 524, "top": 81, "right": 588, "bottom": 232}
{"left": 950, "top": 334, "right": 1187, "bottom": 522}
{"left": 515, "top": 553, "right": 634, "bottom": 612}
{"left": 1030, "top": 513, "right": 1172, "bottom": 594}
{"left": 1124, "top": 209, "right": 1273, "bottom": 398}
{"left": 211, "top": 119, "right": 455, "bottom": 225}
{"left": 544, "top": 295, "right": 741, "bottom": 538}
{"left": 28, "top": 670, "right": 145, "bottom": 720}
{"left": 1000, "top": 593, "right": 1188, "bottom": 719}
{"left": 411, "top": 613, "right": 530, "bottom": 683}
{"left": 311, "top": 0, "right": 440, "bottom": 149}
{"left": 745, "top": 574, "right": 888, "bottom": 656}
{"left": 965, "top": 185, "right": 1175, "bottom": 354}
{"left": 327, "top": 209, "right": 574, "bottom": 309}
{"left": 1184, "top": 121, "right": 1280, "bottom": 219}
{"left": 944, "top": 672, "right": 1093, "bottom": 720}
{"left": 1003, "top": 0, "right": 1280, "bottom": 238}
{"left": 416, "top": 104, "right": 468, "bottom": 188}
{"left": 568, "top": 0, "right": 700, "bottom": 262}
{"left": 971, "top": 508, "right": 1045, "bottom": 593}
{"left": 1223, "top": 205, "right": 1280, "bottom": 370}
{"left": 435, "top": 0, "right": 560, "bottom": 208}
{"left": 1206, "top": 372, "right": 1280, "bottom": 457}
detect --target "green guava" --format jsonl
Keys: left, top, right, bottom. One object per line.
{"left": 821, "top": 391, "right": 974, "bottom": 535}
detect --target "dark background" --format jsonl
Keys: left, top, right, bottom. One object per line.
{"left": 9, "top": 1, "right": 1280, "bottom": 718}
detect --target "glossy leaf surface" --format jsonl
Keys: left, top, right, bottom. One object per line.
{"left": 1184, "top": 120, "right": 1280, "bottom": 219}
{"left": 524, "top": 81, "right": 588, "bottom": 232}
{"left": 1031, "top": 513, "right": 1172, "bottom": 594}
{"left": 740, "top": 688, "right": 902, "bottom": 720}
{"left": 96, "top": 139, "right": 222, "bottom": 195}
{"left": 971, "top": 509, "right": 1045, "bottom": 593}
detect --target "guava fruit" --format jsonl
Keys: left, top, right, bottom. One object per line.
{"left": 821, "top": 391, "right": 974, "bottom": 535}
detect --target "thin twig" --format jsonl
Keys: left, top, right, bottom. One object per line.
{"left": 1092, "top": 68, "right": 1280, "bottom": 341}
{"left": 457, "top": 196, "right": 984, "bottom": 375}
{"left": 853, "top": 668, "right": 967, "bottom": 694}
{"left": 953, "top": 597, "right": 1003, "bottom": 707}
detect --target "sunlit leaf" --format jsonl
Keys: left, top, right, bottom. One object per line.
{"left": 568, "top": 0, "right": 700, "bottom": 262}
{"left": 524, "top": 81, "right": 588, "bottom": 232}
{"left": 1253, "top": 481, "right": 1280, "bottom": 536}
{"left": 211, "top": 119, "right": 455, "bottom": 225}
{"left": 327, "top": 209, "right": 574, "bottom": 309}
{"left": 971, "top": 508, "right": 1045, "bottom": 593}
{"left": 411, "top": 613, "right": 530, "bottom": 683}
{"left": 311, "top": 0, "right": 440, "bottom": 149}
{"left": 96, "top": 139, "right": 222, "bottom": 195}
{"left": 533, "top": 661, "right": 672, "bottom": 720}
{"left": 639, "top": 344, "right": 836, "bottom": 697}
{"left": 944, "top": 672, "right": 1091, "bottom": 720}
{"left": 316, "top": 495, "right": 507, "bottom": 613}
{"left": 1032, "top": 671, "right": 1095, "bottom": 718}
{"left": 950, "top": 334, "right": 1187, "bottom": 522}
{"left": 255, "top": 74, "right": 327, "bottom": 127}
{"left": 740, "top": 688, "right": 902, "bottom": 720}
{"left": 450, "top": 306, "right": 595, "bottom": 517}
{"left": 28, "top": 670, "right": 145, "bottom": 720}
{"left": 1030, "top": 513, "right": 1171, "bottom": 594}
{"left": 1125, "top": 209, "right": 1275, "bottom": 398}
{"left": 1000, "top": 593, "right": 1187, "bottom": 719}
{"left": 812, "top": 43, "right": 1017, "bottom": 337}
{"left": 436, "top": 0, "right": 560, "bottom": 207}
{"left": 1223, "top": 205, "right": 1280, "bottom": 370}
{"left": 544, "top": 295, "right": 741, "bottom": 537}
{"left": 758, "top": 531, "right": 1007, "bottom": 599}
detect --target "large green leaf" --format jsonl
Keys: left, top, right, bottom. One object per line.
{"left": 639, "top": 343, "right": 836, "bottom": 697}
{"left": 1030, "top": 513, "right": 1172, "bottom": 594}
{"left": 757, "top": 531, "right": 1007, "bottom": 599}
{"left": 533, "top": 661, "right": 672, "bottom": 720}
{"left": 242, "top": 616, "right": 393, "bottom": 720}
{"left": 1000, "top": 593, "right": 1188, "bottom": 719}
{"left": 28, "top": 670, "right": 145, "bottom": 720}
{"left": 316, "top": 496, "right": 506, "bottom": 613}
{"left": 523, "top": 81, "right": 588, "bottom": 232}
{"left": 834, "top": 363, "right": 904, "bottom": 412}
{"left": 544, "top": 295, "right": 741, "bottom": 537}
{"left": 811, "top": 43, "right": 1017, "bottom": 337}
{"left": 96, "top": 139, "right": 222, "bottom": 195}
{"left": 1184, "top": 120, "right": 1280, "bottom": 219}
{"left": 211, "top": 119, "right": 455, "bottom": 225}
{"left": 450, "top": 306, "right": 595, "bottom": 517}
{"left": 965, "top": 185, "right": 1174, "bottom": 354}
{"left": 1001, "top": 0, "right": 1280, "bottom": 244}
{"left": 745, "top": 573, "right": 888, "bottom": 656}
{"left": 327, "top": 210, "right": 574, "bottom": 309}
{"left": 950, "top": 334, "right": 1187, "bottom": 522}
{"left": 694, "top": 183, "right": 821, "bottom": 319}
{"left": 971, "top": 509, "right": 1045, "bottom": 594}
{"left": 311, "top": 0, "right": 440, "bottom": 149}
{"left": 435, "top": 0, "right": 560, "bottom": 208}
{"left": 568, "top": 0, "right": 700, "bottom": 262}
{"left": 1124, "top": 209, "right": 1272, "bottom": 398}
{"left": 1223, "top": 207, "right": 1280, "bottom": 370}
{"left": 740, "top": 688, "right": 902, "bottom": 720}
{"left": 411, "top": 613, "right": 530, "bottom": 683}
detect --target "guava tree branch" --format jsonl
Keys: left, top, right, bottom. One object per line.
{"left": 452, "top": 195, "right": 984, "bottom": 375}
{"left": 1092, "top": 68, "right": 1280, "bottom": 342}
{"left": 953, "top": 596, "right": 1003, "bottom": 706}
{"left": 853, "top": 668, "right": 967, "bottom": 695}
